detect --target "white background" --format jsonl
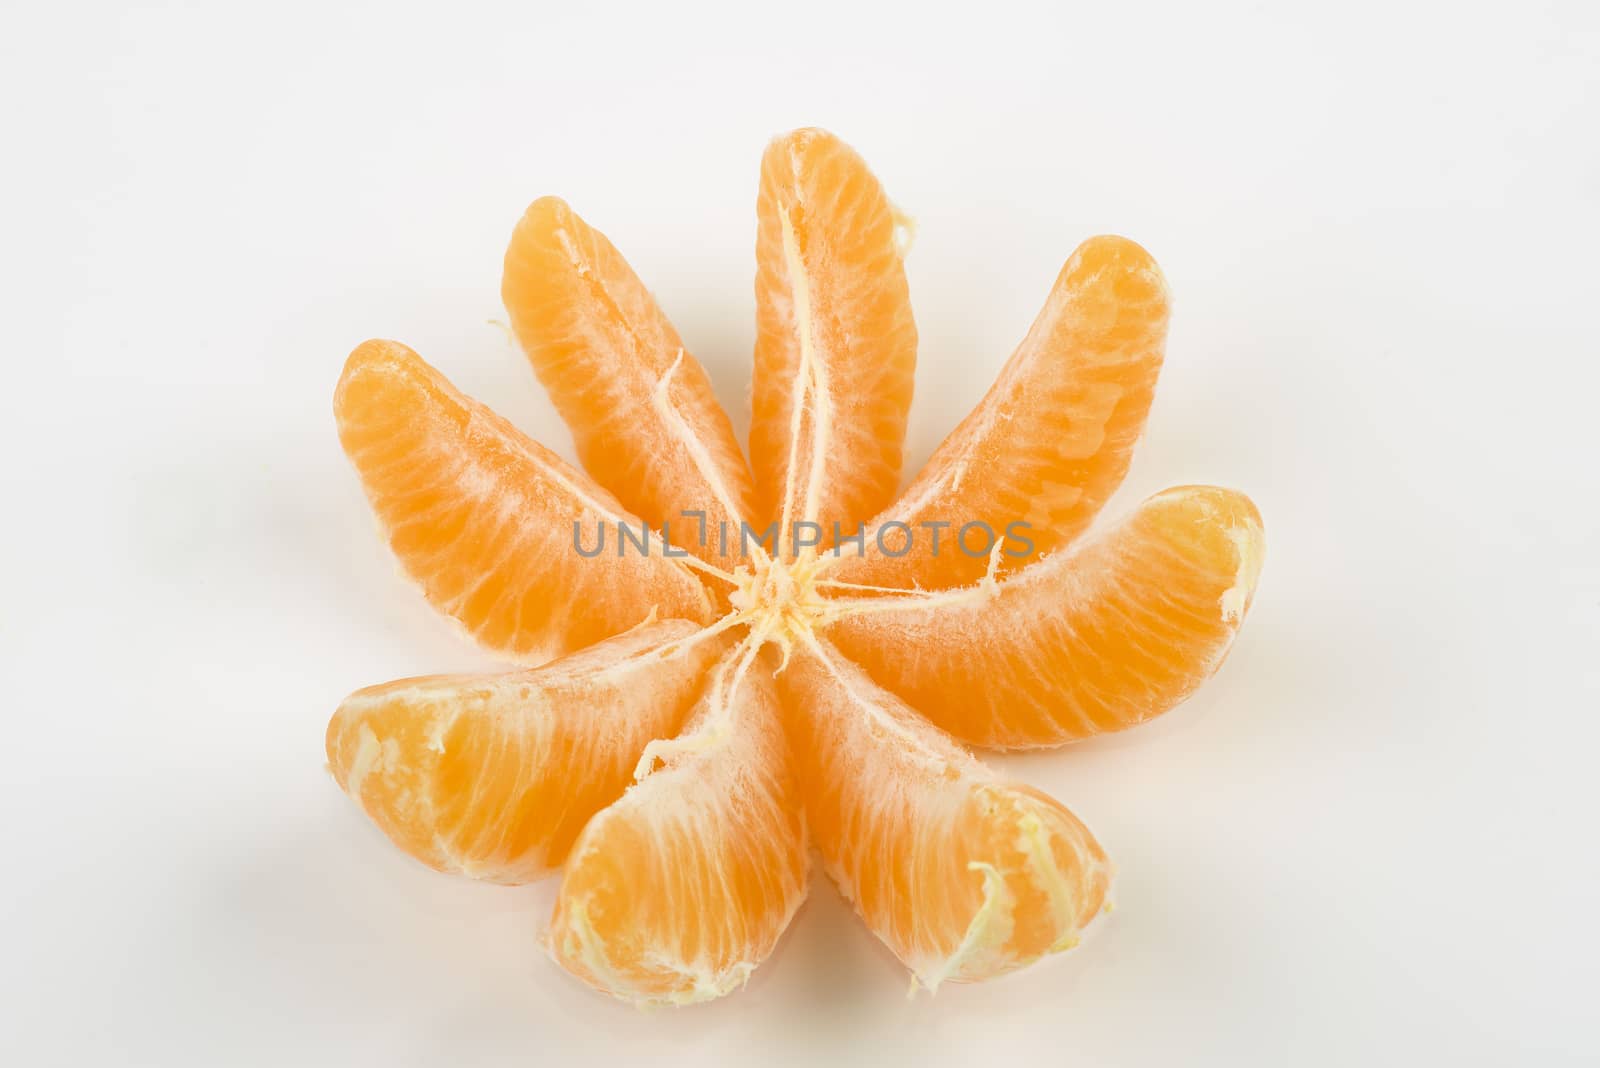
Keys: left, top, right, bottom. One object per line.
{"left": 3, "top": 2, "right": 1597, "bottom": 1064}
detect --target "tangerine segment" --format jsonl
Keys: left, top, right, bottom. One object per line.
{"left": 750, "top": 128, "right": 917, "bottom": 549}
{"left": 502, "top": 197, "right": 755, "bottom": 562}
{"left": 325, "top": 621, "right": 723, "bottom": 885}
{"left": 549, "top": 644, "right": 807, "bottom": 1006}
{"left": 832, "top": 235, "right": 1169, "bottom": 590}
{"left": 825, "top": 486, "right": 1264, "bottom": 749}
{"left": 335, "top": 340, "right": 711, "bottom": 661}
{"left": 779, "top": 640, "right": 1112, "bottom": 987}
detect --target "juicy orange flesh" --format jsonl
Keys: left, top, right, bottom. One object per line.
{"left": 502, "top": 197, "right": 756, "bottom": 562}
{"left": 334, "top": 339, "right": 710, "bottom": 661}
{"left": 826, "top": 486, "right": 1264, "bottom": 749}
{"left": 750, "top": 128, "right": 917, "bottom": 545}
{"left": 325, "top": 621, "right": 722, "bottom": 884}
{"left": 779, "top": 642, "right": 1111, "bottom": 984}
{"left": 549, "top": 646, "right": 807, "bottom": 1004}
{"left": 327, "top": 127, "right": 1269, "bottom": 1006}
{"left": 834, "top": 234, "right": 1169, "bottom": 590}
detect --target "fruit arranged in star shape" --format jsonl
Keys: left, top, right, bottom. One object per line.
{"left": 327, "top": 127, "right": 1264, "bottom": 1006}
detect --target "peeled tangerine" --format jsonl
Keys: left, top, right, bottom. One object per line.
{"left": 326, "top": 126, "right": 1266, "bottom": 1008}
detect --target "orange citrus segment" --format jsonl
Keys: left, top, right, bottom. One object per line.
{"left": 832, "top": 235, "right": 1168, "bottom": 590}
{"left": 334, "top": 339, "right": 712, "bottom": 661}
{"left": 778, "top": 639, "right": 1112, "bottom": 987}
{"left": 325, "top": 621, "right": 724, "bottom": 884}
{"left": 824, "top": 486, "right": 1264, "bottom": 749}
{"left": 548, "top": 643, "right": 808, "bottom": 1005}
{"left": 750, "top": 128, "right": 917, "bottom": 549}
{"left": 502, "top": 197, "right": 755, "bottom": 563}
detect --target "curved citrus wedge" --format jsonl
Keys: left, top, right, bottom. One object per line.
{"left": 325, "top": 620, "right": 724, "bottom": 884}
{"left": 779, "top": 638, "right": 1112, "bottom": 987}
{"left": 548, "top": 642, "right": 807, "bottom": 1006}
{"left": 750, "top": 128, "right": 917, "bottom": 549}
{"left": 502, "top": 197, "right": 755, "bottom": 562}
{"left": 824, "top": 486, "right": 1264, "bottom": 749}
{"left": 832, "top": 234, "right": 1169, "bottom": 590}
{"left": 335, "top": 339, "right": 711, "bottom": 661}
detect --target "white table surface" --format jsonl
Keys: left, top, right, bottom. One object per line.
{"left": 4, "top": 2, "right": 1597, "bottom": 1064}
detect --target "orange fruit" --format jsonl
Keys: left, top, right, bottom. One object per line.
{"left": 329, "top": 127, "right": 1265, "bottom": 1006}
{"left": 750, "top": 128, "right": 917, "bottom": 549}
{"left": 824, "top": 486, "right": 1264, "bottom": 749}
{"left": 831, "top": 234, "right": 1169, "bottom": 591}
{"left": 779, "top": 639, "right": 1112, "bottom": 986}
{"left": 502, "top": 197, "right": 756, "bottom": 565}
{"left": 325, "top": 620, "right": 724, "bottom": 884}
{"left": 334, "top": 339, "right": 712, "bottom": 661}
{"left": 548, "top": 644, "right": 807, "bottom": 1005}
